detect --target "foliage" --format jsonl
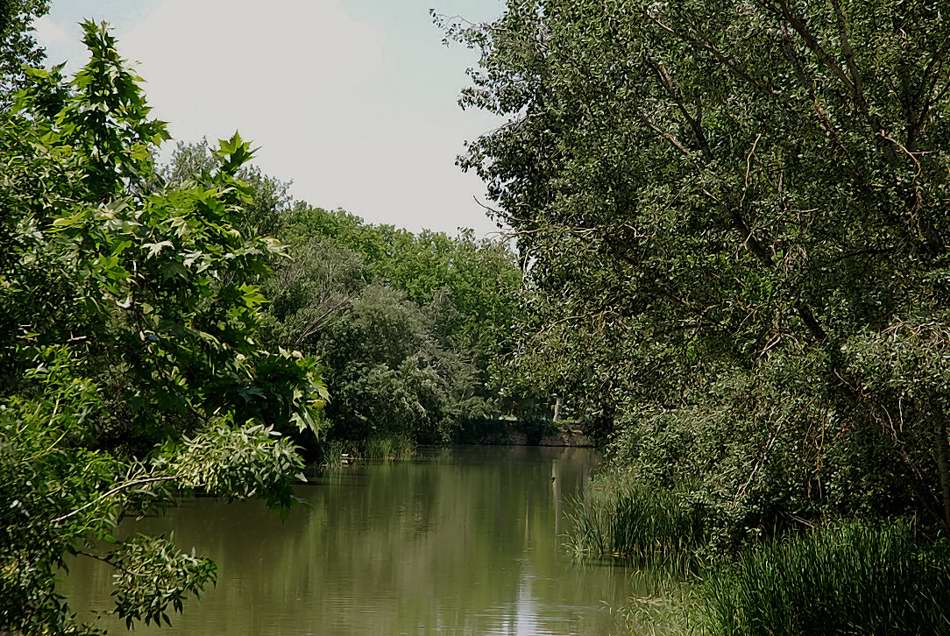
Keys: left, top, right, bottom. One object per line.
{"left": 0, "top": 0, "right": 49, "bottom": 107}
{"left": 290, "top": 281, "right": 487, "bottom": 446}
{"left": 108, "top": 535, "right": 217, "bottom": 630}
{"left": 266, "top": 206, "right": 521, "bottom": 448}
{"left": 278, "top": 206, "right": 523, "bottom": 382}
{"left": 163, "top": 139, "right": 294, "bottom": 239}
{"left": 160, "top": 144, "right": 525, "bottom": 451}
{"left": 443, "top": 0, "right": 950, "bottom": 542}
{"left": 702, "top": 522, "right": 950, "bottom": 635}
{"left": 0, "top": 21, "right": 325, "bottom": 634}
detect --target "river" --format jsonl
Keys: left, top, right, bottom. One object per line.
{"left": 64, "top": 446, "right": 637, "bottom": 635}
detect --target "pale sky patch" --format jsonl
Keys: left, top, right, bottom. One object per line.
{"left": 36, "top": 0, "right": 504, "bottom": 235}
{"left": 32, "top": 14, "right": 71, "bottom": 47}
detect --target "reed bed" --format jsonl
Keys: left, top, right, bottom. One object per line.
{"left": 566, "top": 479, "right": 706, "bottom": 574}
{"left": 702, "top": 521, "right": 950, "bottom": 635}
{"left": 567, "top": 482, "right": 950, "bottom": 635}
{"left": 362, "top": 435, "right": 415, "bottom": 461}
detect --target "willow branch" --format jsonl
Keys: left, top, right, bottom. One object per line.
{"left": 53, "top": 475, "right": 177, "bottom": 525}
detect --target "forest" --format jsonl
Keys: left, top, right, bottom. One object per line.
{"left": 2, "top": 0, "right": 950, "bottom": 634}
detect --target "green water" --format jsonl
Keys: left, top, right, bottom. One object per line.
{"left": 64, "top": 446, "right": 637, "bottom": 635}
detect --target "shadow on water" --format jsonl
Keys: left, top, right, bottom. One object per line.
{"left": 62, "top": 446, "right": 678, "bottom": 636}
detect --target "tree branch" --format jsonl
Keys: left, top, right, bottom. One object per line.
{"left": 53, "top": 475, "right": 177, "bottom": 525}
{"left": 829, "top": 0, "right": 868, "bottom": 111}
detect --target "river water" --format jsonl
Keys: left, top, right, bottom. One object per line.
{"left": 64, "top": 446, "right": 636, "bottom": 635}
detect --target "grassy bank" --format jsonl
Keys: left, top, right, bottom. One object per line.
{"left": 568, "top": 486, "right": 950, "bottom": 635}
{"left": 703, "top": 522, "right": 950, "bottom": 635}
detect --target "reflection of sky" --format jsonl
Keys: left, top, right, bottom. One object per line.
{"left": 519, "top": 568, "right": 605, "bottom": 636}
{"left": 513, "top": 570, "right": 540, "bottom": 635}
{"left": 474, "top": 568, "right": 592, "bottom": 635}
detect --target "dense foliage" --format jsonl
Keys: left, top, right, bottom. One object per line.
{"left": 160, "top": 137, "right": 525, "bottom": 455}
{"left": 163, "top": 138, "right": 293, "bottom": 240}
{"left": 15, "top": 0, "right": 950, "bottom": 631}
{"left": 446, "top": 0, "right": 950, "bottom": 546}
{"left": 267, "top": 206, "right": 523, "bottom": 449}
{"left": 0, "top": 23, "right": 326, "bottom": 633}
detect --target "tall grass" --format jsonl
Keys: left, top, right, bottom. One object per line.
{"left": 362, "top": 435, "right": 415, "bottom": 461}
{"left": 566, "top": 479, "right": 706, "bottom": 574}
{"left": 702, "top": 521, "right": 950, "bottom": 635}
{"left": 568, "top": 479, "right": 950, "bottom": 635}
{"left": 612, "top": 571, "right": 706, "bottom": 636}
{"left": 317, "top": 436, "right": 416, "bottom": 469}
{"left": 318, "top": 439, "right": 349, "bottom": 469}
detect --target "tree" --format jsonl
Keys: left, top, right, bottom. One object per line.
{"left": 268, "top": 209, "right": 499, "bottom": 448}
{"left": 0, "top": 0, "right": 49, "bottom": 107}
{"left": 279, "top": 207, "right": 523, "bottom": 396}
{"left": 162, "top": 152, "right": 523, "bottom": 452}
{"left": 163, "top": 139, "right": 294, "bottom": 239}
{"left": 0, "top": 21, "right": 326, "bottom": 633}
{"left": 316, "top": 284, "right": 487, "bottom": 445}
{"left": 444, "top": 0, "right": 950, "bottom": 540}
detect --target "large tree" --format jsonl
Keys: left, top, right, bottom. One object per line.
{"left": 0, "top": 22, "right": 326, "bottom": 633}
{"left": 267, "top": 207, "right": 522, "bottom": 447}
{"left": 445, "top": 0, "right": 950, "bottom": 540}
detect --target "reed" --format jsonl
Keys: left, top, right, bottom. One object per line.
{"left": 566, "top": 479, "right": 705, "bottom": 574}
{"left": 318, "top": 439, "right": 349, "bottom": 469}
{"left": 363, "top": 435, "right": 415, "bottom": 461}
{"left": 612, "top": 571, "right": 707, "bottom": 636}
{"left": 702, "top": 521, "right": 950, "bottom": 635}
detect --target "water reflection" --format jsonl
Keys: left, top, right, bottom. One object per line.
{"left": 64, "top": 446, "right": 632, "bottom": 635}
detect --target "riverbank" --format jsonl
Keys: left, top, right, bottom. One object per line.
{"left": 568, "top": 476, "right": 950, "bottom": 635}
{"left": 455, "top": 417, "right": 594, "bottom": 447}
{"left": 316, "top": 419, "right": 594, "bottom": 468}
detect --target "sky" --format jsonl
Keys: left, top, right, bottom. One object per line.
{"left": 33, "top": 0, "right": 505, "bottom": 235}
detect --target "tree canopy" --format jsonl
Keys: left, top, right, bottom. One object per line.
{"left": 0, "top": 0, "right": 49, "bottom": 107}
{"left": 160, "top": 143, "right": 526, "bottom": 453}
{"left": 0, "top": 22, "right": 326, "bottom": 633}
{"left": 266, "top": 206, "right": 523, "bottom": 448}
{"left": 445, "top": 0, "right": 950, "bottom": 542}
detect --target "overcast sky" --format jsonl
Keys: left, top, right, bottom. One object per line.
{"left": 34, "top": 0, "right": 504, "bottom": 235}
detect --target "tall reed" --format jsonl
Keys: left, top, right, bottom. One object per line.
{"left": 702, "top": 521, "right": 950, "bottom": 635}
{"left": 566, "top": 479, "right": 706, "bottom": 574}
{"left": 363, "top": 435, "right": 415, "bottom": 461}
